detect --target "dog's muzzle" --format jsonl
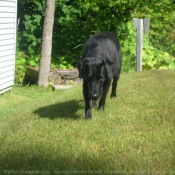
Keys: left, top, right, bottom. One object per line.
{"left": 90, "top": 92, "right": 98, "bottom": 100}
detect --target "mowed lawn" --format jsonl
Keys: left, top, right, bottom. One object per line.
{"left": 0, "top": 70, "right": 175, "bottom": 175}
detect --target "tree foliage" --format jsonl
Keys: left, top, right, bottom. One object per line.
{"left": 121, "top": 21, "right": 175, "bottom": 72}
{"left": 16, "top": 0, "right": 175, "bottom": 84}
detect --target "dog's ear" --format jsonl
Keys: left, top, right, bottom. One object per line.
{"left": 77, "top": 58, "right": 89, "bottom": 78}
{"left": 103, "top": 59, "right": 115, "bottom": 78}
{"left": 77, "top": 60, "right": 83, "bottom": 78}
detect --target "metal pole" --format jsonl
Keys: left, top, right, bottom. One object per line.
{"left": 136, "top": 19, "right": 143, "bottom": 72}
{"left": 143, "top": 18, "right": 150, "bottom": 41}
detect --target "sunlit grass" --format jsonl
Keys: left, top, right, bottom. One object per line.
{"left": 0, "top": 70, "right": 175, "bottom": 174}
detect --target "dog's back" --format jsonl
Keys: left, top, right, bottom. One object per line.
{"left": 82, "top": 32, "right": 121, "bottom": 68}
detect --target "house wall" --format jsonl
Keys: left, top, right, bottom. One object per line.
{"left": 0, "top": 0, "right": 17, "bottom": 94}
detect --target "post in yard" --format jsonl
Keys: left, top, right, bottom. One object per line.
{"left": 143, "top": 18, "right": 150, "bottom": 41}
{"left": 133, "top": 18, "right": 143, "bottom": 71}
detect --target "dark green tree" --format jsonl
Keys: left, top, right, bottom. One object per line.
{"left": 17, "top": 0, "right": 175, "bottom": 69}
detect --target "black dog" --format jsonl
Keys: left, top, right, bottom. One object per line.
{"left": 78, "top": 32, "right": 122, "bottom": 119}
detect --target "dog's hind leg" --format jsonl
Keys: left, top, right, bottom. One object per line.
{"left": 98, "top": 79, "right": 111, "bottom": 110}
{"left": 111, "top": 71, "right": 120, "bottom": 97}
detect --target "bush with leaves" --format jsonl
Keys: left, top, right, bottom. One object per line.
{"left": 121, "top": 21, "right": 175, "bottom": 72}
{"left": 15, "top": 51, "right": 27, "bottom": 85}
{"left": 17, "top": 0, "right": 175, "bottom": 74}
{"left": 18, "top": 1, "right": 45, "bottom": 56}
{"left": 131, "top": 0, "right": 175, "bottom": 56}
{"left": 142, "top": 44, "right": 175, "bottom": 70}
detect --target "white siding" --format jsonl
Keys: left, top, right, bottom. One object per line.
{"left": 0, "top": 0, "right": 17, "bottom": 94}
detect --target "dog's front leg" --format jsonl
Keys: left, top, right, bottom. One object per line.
{"left": 83, "top": 81, "right": 92, "bottom": 119}
{"left": 98, "top": 79, "right": 111, "bottom": 110}
{"left": 111, "top": 71, "right": 120, "bottom": 97}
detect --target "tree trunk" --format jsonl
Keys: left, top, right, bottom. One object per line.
{"left": 37, "top": 0, "right": 55, "bottom": 86}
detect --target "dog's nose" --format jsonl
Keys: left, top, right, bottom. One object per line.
{"left": 91, "top": 93, "right": 98, "bottom": 100}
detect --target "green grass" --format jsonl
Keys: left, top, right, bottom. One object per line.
{"left": 0, "top": 70, "right": 175, "bottom": 175}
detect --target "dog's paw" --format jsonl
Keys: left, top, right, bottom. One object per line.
{"left": 98, "top": 105, "right": 104, "bottom": 111}
{"left": 84, "top": 116, "right": 92, "bottom": 120}
{"left": 111, "top": 94, "right": 117, "bottom": 98}
{"left": 84, "top": 109, "right": 92, "bottom": 119}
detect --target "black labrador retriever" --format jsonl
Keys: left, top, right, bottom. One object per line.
{"left": 78, "top": 32, "right": 122, "bottom": 119}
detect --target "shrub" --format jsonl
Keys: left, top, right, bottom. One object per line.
{"left": 121, "top": 21, "right": 175, "bottom": 72}
{"left": 15, "top": 51, "right": 27, "bottom": 85}
{"left": 16, "top": 0, "right": 175, "bottom": 77}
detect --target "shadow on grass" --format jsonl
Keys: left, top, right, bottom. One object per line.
{"left": 34, "top": 100, "right": 84, "bottom": 120}
{"left": 0, "top": 150, "right": 125, "bottom": 175}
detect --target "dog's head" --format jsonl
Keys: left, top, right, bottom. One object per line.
{"left": 78, "top": 57, "right": 115, "bottom": 100}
